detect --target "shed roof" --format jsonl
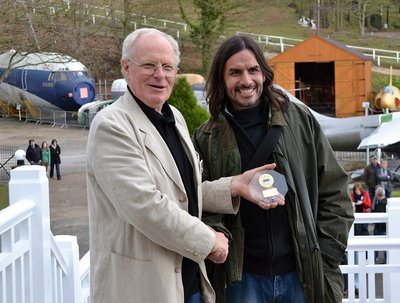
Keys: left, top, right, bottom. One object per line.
{"left": 269, "top": 35, "right": 371, "bottom": 63}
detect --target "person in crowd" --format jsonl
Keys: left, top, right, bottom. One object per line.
{"left": 363, "top": 155, "right": 380, "bottom": 203}
{"left": 351, "top": 182, "right": 371, "bottom": 235}
{"left": 372, "top": 186, "right": 387, "bottom": 263}
{"left": 49, "top": 139, "right": 61, "bottom": 180}
{"left": 86, "top": 28, "right": 283, "bottom": 303}
{"left": 376, "top": 159, "right": 393, "bottom": 198}
{"left": 192, "top": 34, "right": 354, "bottom": 303}
{"left": 25, "top": 139, "right": 41, "bottom": 165}
{"left": 40, "top": 141, "right": 51, "bottom": 176}
{"left": 350, "top": 183, "right": 372, "bottom": 292}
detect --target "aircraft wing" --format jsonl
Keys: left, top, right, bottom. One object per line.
{"left": 357, "top": 118, "right": 400, "bottom": 149}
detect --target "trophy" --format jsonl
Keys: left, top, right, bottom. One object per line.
{"left": 249, "top": 170, "right": 288, "bottom": 204}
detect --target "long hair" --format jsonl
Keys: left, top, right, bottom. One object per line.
{"left": 352, "top": 182, "right": 364, "bottom": 195}
{"left": 41, "top": 141, "right": 48, "bottom": 151}
{"left": 206, "top": 35, "right": 289, "bottom": 120}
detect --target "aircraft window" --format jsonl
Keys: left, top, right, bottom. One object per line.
{"left": 49, "top": 73, "right": 56, "bottom": 81}
{"left": 58, "top": 72, "right": 68, "bottom": 81}
{"left": 70, "top": 71, "right": 88, "bottom": 79}
{"left": 383, "top": 86, "right": 394, "bottom": 94}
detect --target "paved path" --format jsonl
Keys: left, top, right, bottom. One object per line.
{"left": 372, "top": 66, "right": 400, "bottom": 76}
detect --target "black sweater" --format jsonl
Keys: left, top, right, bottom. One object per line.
{"left": 224, "top": 99, "right": 296, "bottom": 276}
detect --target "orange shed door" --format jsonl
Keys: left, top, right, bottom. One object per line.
{"left": 273, "top": 62, "right": 295, "bottom": 92}
{"left": 335, "top": 61, "right": 355, "bottom": 117}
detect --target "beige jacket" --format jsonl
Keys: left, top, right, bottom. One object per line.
{"left": 87, "top": 92, "right": 238, "bottom": 303}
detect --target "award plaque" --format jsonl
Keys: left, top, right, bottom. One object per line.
{"left": 249, "top": 170, "right": 288, "bottom": 204}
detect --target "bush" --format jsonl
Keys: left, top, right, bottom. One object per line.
{"left": 169, "top": 77, "right": 209, "bottom": 135}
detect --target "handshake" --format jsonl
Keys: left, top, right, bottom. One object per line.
{"left": 208, "top": 228, "right": 229, "bottom": 264}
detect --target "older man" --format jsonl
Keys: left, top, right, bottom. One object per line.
{"left": 87, "top": 28, "right": 278, "bottom": 303}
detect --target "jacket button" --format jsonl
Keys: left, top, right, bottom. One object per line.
{"left": 175, "top": 267, "right": 181, "bottom": 273}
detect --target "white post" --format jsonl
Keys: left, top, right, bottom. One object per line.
{"left": 56, "top": 235, "right": 81, "bottom": 303}
{"left": 9, "top": 165, "right": 52, "bottom": 303}
{"left": 387, "top": 197, "right": 400, "bottom": 303}
{"left": 104, "top": 79, "right": 107, "bottom": 100}
{"left": 98, "top": 79, "right": 102, "bottom": 100}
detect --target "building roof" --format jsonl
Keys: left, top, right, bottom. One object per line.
{"left": 269, "top": 35, "right": 371, "bottom": 63}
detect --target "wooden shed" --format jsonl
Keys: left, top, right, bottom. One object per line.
{"left": 269, "top": 35, "right": 372, "bottom": 117}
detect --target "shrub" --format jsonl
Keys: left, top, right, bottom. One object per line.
{"left": 169, "top": 77, "right": 209, "bottom": 135}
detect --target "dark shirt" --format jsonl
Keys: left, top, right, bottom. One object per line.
{"left": 224, "top": 97, "right": 296, "bottom": 276}
{"left": 131, "top": 88, "right": 200, "bottom": 302}
{"left": 50, "top": 144, "right": 61, "bottom": 164}
{"left": 353, "top": 193, "right": 364, "bottom": 213}
{"left": 26, "top": 144, "right": 41, "bottom": 163}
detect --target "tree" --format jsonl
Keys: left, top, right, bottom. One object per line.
{"left": 169, "top": 77, "right": 209, "bottom": 135}
{"left": 357, "top": 0, "right": 370, "bottom": 36}
{"left": 178, "top": 0, "right": 237, "bottom": 73}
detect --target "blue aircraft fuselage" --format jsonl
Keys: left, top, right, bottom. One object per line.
{"left": 0, "top": 52, "right": 96, "bottom": 112}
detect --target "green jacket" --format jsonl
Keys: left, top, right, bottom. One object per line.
{"left": 41, "top": 148, "right": 51, "bottom": 164}
{"left": 193, "top": 101, "right": 354, "bottom": 303}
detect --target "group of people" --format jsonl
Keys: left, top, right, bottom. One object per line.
{"left": 25, "top": 138, "right": 61, "bottom": 180}
{"left": 364, "top": 155, "right": 394, "bottom": 200}
{"left": 348, "top": 155, "right": 394, "bottom": 266}
{"left": 350, "top": 181, "right": 388, "bottom": 237}
{"left": 87, "top": 28, "right": 354, "bottom": 303}
{"left": 355, "top": 155, "right": 394, "bottom": 236}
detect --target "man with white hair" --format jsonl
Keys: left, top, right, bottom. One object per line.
{"left": 87, "top": 28, "right": 280, "bottom": 303}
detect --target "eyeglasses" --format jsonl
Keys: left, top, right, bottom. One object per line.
{"left": 127, "top": 59, "right": 178, "bottom": 77}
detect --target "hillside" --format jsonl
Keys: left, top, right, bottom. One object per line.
{"left": 1, "top": 0, "right": 400, "bottom": 84}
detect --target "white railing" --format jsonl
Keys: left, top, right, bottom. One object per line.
{"left": 236, "top": 31, "right": 303, "bottom": 53}
{"left": 340, "top": 199, "right": 400, "bottom": 302}
{"left": 0, "top": 166, "right": 89, "bottom": 303}
{"left": 1, "top": 165, "right": 400, "bottom": 302}
{"left": 236, "top": 31, "right": 400, "bottom": 66}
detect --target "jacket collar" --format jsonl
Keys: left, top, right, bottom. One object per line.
{"left": 124, "top": 92, "right": 188, "bottom": 194}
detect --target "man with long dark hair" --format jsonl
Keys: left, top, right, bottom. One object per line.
{"left": 193, "top": 35, "right": 354, "bottom": 303}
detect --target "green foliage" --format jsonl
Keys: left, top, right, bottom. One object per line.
{"left": 169, "top": 77, "right": 209, "bottom": 135}
{"left": 0, "top": 184, "right": 9, "bottom": 210}
{"left": 372, "top": 72, "right": 400, "bottom": 96}
{"left": 392, "top": 191, "right": 400, "bottom": 198}
{"left": 178, "top": 0, "right": 237, "bottom": 73}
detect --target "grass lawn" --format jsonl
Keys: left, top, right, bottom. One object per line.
{"left": 391, "top": 191, "right": 400, "bottom": 198}
{"left": 0, "top": 184, "right": 9, "bottom": 210}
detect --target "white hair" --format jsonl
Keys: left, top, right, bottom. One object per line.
{"left": 121, "top": 28, "right": 180, "bottom": 65}
{"left": 375, "top": 186, "right": 385, "bottom": 197}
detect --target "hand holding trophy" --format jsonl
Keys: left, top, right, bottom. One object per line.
{"left": 231, "top": 164, "right": 287, "bottom": 210}
{"left": 249, "top": 170, "right": 288, "bottom": 210}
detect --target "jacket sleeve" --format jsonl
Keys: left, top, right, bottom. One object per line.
{"left": 363, "top": 192, "right": 372, "bottom": 210}
{"left": 25, "top": 148, "right": 31, "bottom": 162}
{"left": 192, "top": 127, "right": 236, "bottom": 238}
{"left": 376, "top": 168, "right": 385, "bottom": 182}
{"left": 87, "top": 110, "right": 215, "bottom": 263}
{"left": 311, "top": 115, "right": 354, "bottom": 266}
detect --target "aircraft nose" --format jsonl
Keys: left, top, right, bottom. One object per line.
{"left": 72, "top": 82, "right": 96, "bottom": 106}
{"left": 381, "top": 93, "right": 394, "bottom": 110}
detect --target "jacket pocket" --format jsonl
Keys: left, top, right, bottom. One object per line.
{"left": 323, "top": 262, "right": 344, "bottom": 303}
{"left": 103, "top": 252, "right": 155, "bottom": 303}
